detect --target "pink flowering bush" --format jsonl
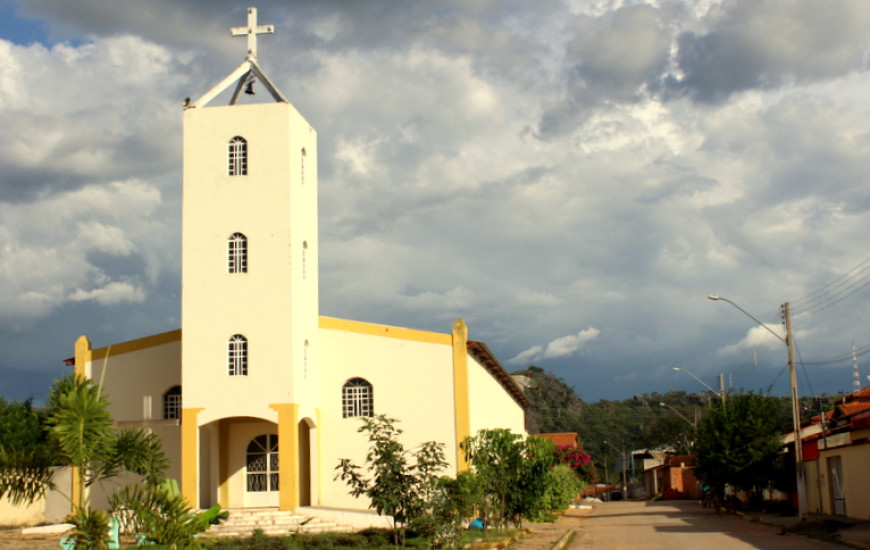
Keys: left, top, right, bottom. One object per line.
{"left": 555, "top": 445, "right": 598, "bottom": 485}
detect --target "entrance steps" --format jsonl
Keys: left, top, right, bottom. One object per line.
{"left": 206, "top": 508, "right": 355, "bottom": 538}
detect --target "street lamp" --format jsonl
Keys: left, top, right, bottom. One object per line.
{"left": 672, "top": 367, "right": 725, "bottom": 404}
{"left": 659, "top": 402, "right": 695, "bottom": 428}
{"left": 707, "top": 293, "right": 806, "bottom": 520}
{"left": 660, "top": 402, "right": 696, "bottom": 450}
{"left": 603, "top": 440, "right": 628, "bottom": 497}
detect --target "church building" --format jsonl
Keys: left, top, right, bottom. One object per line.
{"left": 70, "top": 8, "right": 528, "bottom": 514}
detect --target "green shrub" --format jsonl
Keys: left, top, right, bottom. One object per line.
{"left": 65, "top": 506, "right": 111, "bottom": 550}
{"left": 531, "top": 463, "right": 583, "bottom": 520}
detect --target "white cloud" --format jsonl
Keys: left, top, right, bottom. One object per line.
{"left": 544, "top": 327, "right": 602, "bottom": 359}
{"left": 508, "top": 345, "right": 544, "bottom": 366}
{"left": 3, "top": 1, "right": 870, "bottom": 403}
{"left": 67, "top": 281, "right": 146, "bottom": 305}
{"left": 509, "top": 327, "right": 601, "bottom": 365}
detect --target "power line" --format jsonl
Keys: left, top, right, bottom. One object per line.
{"left": 790, "top": 255, "right": 870, "bottom": 319}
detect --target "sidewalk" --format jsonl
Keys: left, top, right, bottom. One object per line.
{"left": 741, "top": 511, "right": 870, "bottom": 549}
{"left": 509, "top": 504, "right": 591, "bottom": 550}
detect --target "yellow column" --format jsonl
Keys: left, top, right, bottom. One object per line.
{"left": 181, "top": 408, "right": 204, "bottom": 507}
{"left": 74, "top": 336, "right": 91, "bottom": 378}
{"left": 71, "top": 336, "right": 92, "bottom": 510}
{"left": 452, "top": 319, "right": 471, "bottom": 471}
{"left": 270, "top": 403, "right": 300, "bottom": 511}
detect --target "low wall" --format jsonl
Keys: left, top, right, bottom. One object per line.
{"left": 0, "top": 496, "right": 44, "bottom": 527}
{"left": 0, "top": 466, "right": 73, "bottom": 528}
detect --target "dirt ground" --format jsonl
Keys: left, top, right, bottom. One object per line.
{"left": 0, "top": 529, "right": 66, "bottom": 550}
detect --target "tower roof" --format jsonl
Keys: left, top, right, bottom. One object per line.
{"left": 186, "top": 7, "right": 287, "bottom": 109}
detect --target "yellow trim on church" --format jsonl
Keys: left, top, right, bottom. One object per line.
{"left": 452, "top": 319, "right": 471, "bottom": 471}
{"left": 269, "top": 403, "right": 300, "bottom": 511}
{"left": 181, "top": 408, "right": 204, "bottom": 507}
{"left": 88, "top": 330, "right": 182, "bottom": 361}
{"left": 319, "top": 316, "right": 452, "bottom": 345}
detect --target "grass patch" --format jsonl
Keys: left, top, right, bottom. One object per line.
{"left": 182, "top": 527, "right": 522, "bottom": 550}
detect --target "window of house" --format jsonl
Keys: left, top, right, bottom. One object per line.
{"left": 228, "top": 233, "right": 248, "bottom": 273}
{"left": 228, "top": 136, "right": 248, "bottom": 176}
{"left": 342, "top": 377, "right": 373, "bottom": 418}
{"left": 229, "top": 334, "right": 248, "bottom": 376}
{"left": 163, "top": 385, "right": 182, "bottom": 420}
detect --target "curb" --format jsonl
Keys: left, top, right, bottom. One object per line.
{"left": 551, "top": 529, "right": 575, "bottom": 550}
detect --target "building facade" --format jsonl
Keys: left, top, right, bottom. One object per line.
{"left": 70, "top": 7, "right": 527, "bottom": 514}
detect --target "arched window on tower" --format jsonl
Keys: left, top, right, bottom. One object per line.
{"left": 228, "top": 136, "right": 248, "bottom": 176}
{"left": 300, "top": 147, "right": 307, "bottom": 185}
{"left": 342, "top": 377, "right": 373, "bottom": 418}
{"left": 229, "top": 334, "right": 248, "bottom": 376}
{"left": 228, "top": 233, "right": 247, "bottom": 273}
{"left": 163, "top": 385, "right": 182, "bottom": 420}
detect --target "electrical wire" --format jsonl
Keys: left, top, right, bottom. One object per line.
{"left": 790, "top": 255, "right": 870, "bottom": 319}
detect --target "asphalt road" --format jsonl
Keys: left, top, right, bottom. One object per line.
{"left": 558, "top": 500, "right": 842, "bottom": 549}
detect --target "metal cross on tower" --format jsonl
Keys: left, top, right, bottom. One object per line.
{"left": 188, "top": 6, "right": 287, "bottom": 108}
{"left": 231, "top": 7, "right": 274, "bottom": 61}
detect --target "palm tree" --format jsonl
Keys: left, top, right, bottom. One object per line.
{"left": 0, "top": 373, "right": 167, "bottom": 508}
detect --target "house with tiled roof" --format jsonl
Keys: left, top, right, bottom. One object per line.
{"left": 785, "top": 387, "right": 870, "bottom": 518}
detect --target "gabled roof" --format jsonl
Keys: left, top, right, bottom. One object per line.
{"left": 835, "top": 400, "right": 870, "bottom": 419}
{"left": 851, "top": 386, "right": 870, "bottom": 400}
{"left": 466, "top": 340, "right": 531, "bottom": 409}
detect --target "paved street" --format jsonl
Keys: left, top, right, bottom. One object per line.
{"left": 514, "top": 500, "right": 856, "bottom": 550}
{"left": 563, "top": 500, "right": 842, "bottom": 549}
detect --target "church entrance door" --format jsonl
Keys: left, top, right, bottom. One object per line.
{"left": 245, "top": 434, "right": 279, "bottom": 507}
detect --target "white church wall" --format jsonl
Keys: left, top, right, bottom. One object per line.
{"left": 467, "top": 355, "right": 526, "bottom": 436}
{"left": 317, "top": 318, "right": 457, "bottom": 509}
{"left": 87, "top": 332, "right": 181, "bottom": 423}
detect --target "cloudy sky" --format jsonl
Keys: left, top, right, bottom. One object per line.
{"left": 3, "top": 0, "right": 870, "bottom": 405}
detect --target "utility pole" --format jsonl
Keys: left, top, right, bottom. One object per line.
{"left": 709, "top": 294, "right": 807, "bottom": 519}
{"left": 784, "top": 302, "right": 807, "bottom": 520}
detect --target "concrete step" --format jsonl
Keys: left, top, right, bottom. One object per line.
{"left": 205, "top": 508, "right": 354, "bottom": 538}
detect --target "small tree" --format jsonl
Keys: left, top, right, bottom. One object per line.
{"left": 0, "top": 374, "right": 181, "bottom": 548}
{"left": 694, "top": 391, "right": 789, "bottom": 505}
{"left": 335, "top": 414, "right": 448, "bottom": 549}
{"left": 460, "top": 430, "right": 561, "bottom": 528}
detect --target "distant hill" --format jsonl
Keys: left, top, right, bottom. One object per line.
{"left": 512, "top": 366, "right": 584, "bottom": 435}
{"left": 509, "top": 365, "right": 840, "bottom": 484}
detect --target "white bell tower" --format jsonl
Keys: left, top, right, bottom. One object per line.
{"left": 179, "top": 7, "right": 319, "bottom": 510}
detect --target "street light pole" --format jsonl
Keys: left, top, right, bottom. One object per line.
{"left": 660, "top": 402, "right": 695, "bottom": 429}
{"left": 672, "top": 367, "right": 725, "bottom": 404}
{"left": 603, "top": 440, "right": 627, "bottom": 497}
{"left": 708, "top": 294, "right": 806, "bottom": 520}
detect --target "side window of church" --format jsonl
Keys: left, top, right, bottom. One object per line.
{"left": 228, "top": 233, "right": 248, "bottom": 273}
{"left": 163, "top": 385, "right": 182, "bottom": 420}
{"left": 228, "top": 136, "right": 248, "bottom": 176}
{"left": 342, "top": 377, "right": 373, "bottom": 418}
{"left": 229, "top": 334, "right": 248, "bottom": 375}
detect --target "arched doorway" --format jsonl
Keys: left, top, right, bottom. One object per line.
{"left": 246, "top": 434, "right": 279, "bottom": 507}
